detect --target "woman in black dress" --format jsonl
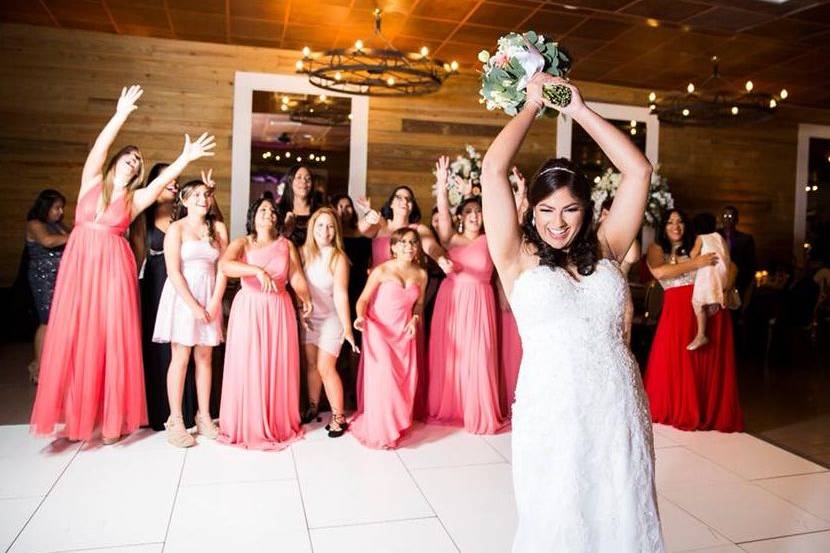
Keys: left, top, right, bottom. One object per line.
{"left": 25, "top": 189, "right": 69, "bottom": 383}
{"left": 278, "top": 164, "right": 322, "bottom": 247}
{"left": 138, "top": 162, "right": 197, "bottom": 430}
{"left": 332, "top": 194, "right": 371, "bottom": 410}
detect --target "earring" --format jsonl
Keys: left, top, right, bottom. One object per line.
{"left": 531, "top": 214, "right": 536, "bottom": 225}
{"left": 457, "top": 221, "right": 464, "bottom": 233}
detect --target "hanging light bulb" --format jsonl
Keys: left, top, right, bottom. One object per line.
{"left": 780, "top": 89, "right": 788, "bottom": 100}
{"left": 280, "top": 104, "right": 288, "bottom": 112}
{"left": 275, "top": 155, "right": 281, "bottom": 161}
{"left": 296, "top": 156, "right": 302, "bottom": 162}
{"left": 387, "top": 76, "right": 396, "bottom": 86}
{"left": 630, "top": 120, "right": 637, "bottom": 127}
{"left": 285, "top": 151, "right": 291, "bottom": 158}
{"left": 682, "top": 108, "right": 690, "bottom": 117}
{"left": 320, "top": 94, "right": 327, "bottom": 102}
{"left": 649, "top": 104, "right": 656, "bottom": 111}
{"left": 282, "top": 96, "right": 289, "bottom": 104}
{"left": 321, "top": 155, "right": 327, "bottom": 161}
{"left": 769, "top": 99, "right": 777, "bottom": 108}
{"left": 687, "top": 83, "right": 695, "bottom": 94}
{"left": 731, "top": 106, "right": 739, "bottom": 115}
{"left": 630, "top": 128, "right": 637, "bottom": 135}
{"left": 745, "top": 80, "right": 753, "bottom": 92}
{"left": 648, "top": 91, "right": 656, "bottom": 102}
{"left": 334, "top": 71, "right": 342, "bottom": 81}
{"left": 262, "top": 152, "right": 271, "bottom": 159}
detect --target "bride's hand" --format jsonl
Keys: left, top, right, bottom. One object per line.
{"left": 543, "top": 76, "right": 584, "bottom": 116}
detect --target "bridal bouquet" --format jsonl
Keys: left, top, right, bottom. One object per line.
{"left": 479, "top": 31, "right": 572, "bottom": 116}
{"left": 433, "top": 145, "right": 482, "bottom": 210}
{"left": 591, "top": 167, "right": 674, "bottom": 226}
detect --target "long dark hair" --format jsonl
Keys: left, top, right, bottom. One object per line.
{"left": 656, "top": 208, "right": 693, "bottom": 256}
{"left": 331, "top": 193, "right": 357, "bottom": 230}
{"left": 246, "top": 192, "right": 281, "bottom": 242}
{"left": 520, "top": 158, "right": 599, "bottom": 276}
{"left": 27, "top": 189, "right": 66, "bottom": 222}
{"left": 173, "top": 180, "right": 217, "bottom": 242}
{"left": 143, "top": 162, "right": 171, "bottom": 221}
{"left": 380, "top": 185, "right": 421, "bottom": 224}
{"left": 278, "top": 164, "right": 320, "bottom": 214}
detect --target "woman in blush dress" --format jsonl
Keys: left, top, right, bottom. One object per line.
{"left": 30, "top": 85, "right": 215, "bottom": 444}
{"left": 153, "top": 180, "right": 228, "bottom": 447}
{"left": 350, "top": 227, "right": 427, "bottom": 449}
{"left": 24, "top": 189, "right": 69, "bottom": 383}
{"left": 482, "top": 74, "right": 664, "bottom": 552}
{"left": 218, "top": 195, "right": 312, "bottom": 450}
{"left": 301, "top": 207, "right": 360, "bottom": 437}
{"left": 427, "top": 156, "right": 504, "bottom": 434}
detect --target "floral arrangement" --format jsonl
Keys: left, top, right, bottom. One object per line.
{"left": 433, "top": 144, "right": 482, "bottom": 210}
{"left": 478, "top": 31, "right": 572, "bottom": 117}
{"left": 591, "top": 166, "right": 674, "bottom": 226}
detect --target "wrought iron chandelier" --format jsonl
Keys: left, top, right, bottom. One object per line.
{"left": 647, "top": 56, "right": 789, "bottom": 126}
{"left": 290, "top": 96, "right": 351, "bottom": 127}
{"left": 295, "top": 8, "right": 458, "bottom": 96}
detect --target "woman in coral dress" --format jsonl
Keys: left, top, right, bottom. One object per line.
{"left": 218, "top": 195, "right": 312, "bottom": 450}
{"left": 30, "top": 85, "right": 215, "bottom": 443}
{"left": 644, "top": 208, "right": 744, "bottom": 432}
{"left": 427, "top": 156, "right": 504, "bottom": 433}
{"left": 350, "top": 228, "right": 427, "bottom": 449}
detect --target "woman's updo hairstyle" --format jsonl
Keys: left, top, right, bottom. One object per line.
{"left": 520, "top": 157, "right": 599, "bottom": 276}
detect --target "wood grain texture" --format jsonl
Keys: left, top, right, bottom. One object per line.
{"left": 2, "top": 22, "right": 829, "bottom": 284}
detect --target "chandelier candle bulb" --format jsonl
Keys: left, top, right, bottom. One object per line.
{"left": 321, "top": 155, "right": 326, "bottom": 161}
{"left": 682, "top": 109, "right": 690, "bottom": 116}
{"left": 420, "top": 46, "right": 429, "bottom": 57}
{"left": 687, "top": 83, "right": 695, "bottom": 94}
{"left": 780, "top": 89, "right": 788, "bottom": 99}
{"left": 302, "top": 46, "right": 311, "bottom": 58}
{"left": 295, "top": 60, "right": 304, "bottom": 71}
{"left": 354, "top": 39, "right": 363, "bottom": 51}
{"left": 731, "top": 106, "right": 739, "bottom": 115}
{"left": 769, "top": 99, "right": 777, "bottom": 108}
{"left": 648, "top": 91, "right": 657, "bottom": 102}
{"left": 745, "top": 80, "right": 753, "bottom": 92}
{"left": 450, "top": 60, "right": 459, "bottom": 71}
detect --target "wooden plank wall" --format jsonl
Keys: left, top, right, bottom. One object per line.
{"left": 2, "top": 22, "right": 828, "bottom": 285}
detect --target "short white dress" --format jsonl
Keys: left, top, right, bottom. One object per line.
{"left": 153, "top": 240, "right": 223, "bottom": 347}
{"left": 302, "top": 248, "right": 344, "bottom": 356}
{"left": 692, "top": 233, "right": 730, "bottom": 309}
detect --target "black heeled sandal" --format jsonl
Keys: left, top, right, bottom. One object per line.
{"left": 327, "top": 413, "right": 348, "bottom": 438}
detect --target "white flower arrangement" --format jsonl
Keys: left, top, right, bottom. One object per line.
{"left": 433, "top": 144, "right": 483, "bottom": 211}
{"left": 591, "top": 166, "right": 674, "bottom": 226}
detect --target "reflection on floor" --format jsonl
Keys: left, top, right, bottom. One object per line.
{"left": 1, "top": 342, "right": 829, "bottom": 552}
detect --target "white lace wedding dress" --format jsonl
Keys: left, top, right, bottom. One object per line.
{"left": 509, "top": 259, "right": 664, "bottom": 553}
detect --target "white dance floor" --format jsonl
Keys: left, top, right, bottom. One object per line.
{"left": 1, "top": 421, "right": 829, "bottom": 553}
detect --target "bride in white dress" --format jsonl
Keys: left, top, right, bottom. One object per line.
{"left": 481, "top": 74, "right": 664, "bottom": 552}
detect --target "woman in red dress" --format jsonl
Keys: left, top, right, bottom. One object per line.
{"left": 644, "top": 208, "right": 744, "bottom": 432}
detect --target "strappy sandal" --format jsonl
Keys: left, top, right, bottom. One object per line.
{"left": 165, "top": 415, "right": 196, "bottom": 448}
{"left": 327, "top": 412, "right": 349, "bottom": 438}
{"left": 195, "top": 412, "right": 219, "bottom": 440}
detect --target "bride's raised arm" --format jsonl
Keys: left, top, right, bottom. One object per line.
{"left": 480, "top": 81, "right": 545, "bottom": 284}
{"left": 558, "top": 78, "right": 652, "bottom": 260}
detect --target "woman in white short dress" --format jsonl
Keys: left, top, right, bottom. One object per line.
{"left": 301, "top": 207, "right": 359, "bottom": 437}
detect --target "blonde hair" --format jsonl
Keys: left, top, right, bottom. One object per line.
{"left": 303, "top": 207, "right": 346, "bottom": 274}
{"left": 102, "top": 145, "right": 145, "bottom": 209}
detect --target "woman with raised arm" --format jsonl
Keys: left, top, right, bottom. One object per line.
{"left": 481, "top": 74, "right": 663, "bottom": 552}
{"left": 30, "top": 85, "right": 216, "bottom": 444}
{"left": 349, "top": 227, "right": 427, "bottom": 449}
{"left": 427, "top": 156, "right": 504, "bottom": 434}
{"left": 153, "top": 180, "right": 228, "bottom": 447}
{"left": 218, "top": 195, "right": 311, "bottom": 450}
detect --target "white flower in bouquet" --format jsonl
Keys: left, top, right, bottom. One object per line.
{"left": 479, "top": 31, "right": 572, "bottom": 117}
{"left": 591, "top": 166, "right": 673, "bottom": 227}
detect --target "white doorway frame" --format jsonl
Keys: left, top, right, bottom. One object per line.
{"left": 794, "top": 124, "right": 830, "bottom": 263}
{"left": 556, "top": 101, "right": 660, "bottom": 166}
{"left": 231, "top": 71, "right": 369, "bottom": 238}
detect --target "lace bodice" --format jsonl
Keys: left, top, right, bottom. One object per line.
{"left": 658, "top": 253, "right": 695, "bottom": 290}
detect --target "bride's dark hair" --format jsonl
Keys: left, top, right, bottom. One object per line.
{"left": 520, "top": 157, "right": 599, "bottom": 276}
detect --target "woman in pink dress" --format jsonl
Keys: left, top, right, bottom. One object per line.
{"left": 218, "top": 195, "right": 312, "bottom": 450}
{"left": 350, "top": 228, "right": 427, "bottom": 449}
{"left": 30, "top": 85, "right": 215, "bottom": 444}
{"left": 153, "top": 180, "right": 228, "bottom": 448}
{"left": 427, "top": 156, "right": 504, "bottom": 433}
{"left": 301, "top": 208, "right": 360, "bottom": 438}
{"left": 357, "top": 188, "right": 451, "bottom": 418}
